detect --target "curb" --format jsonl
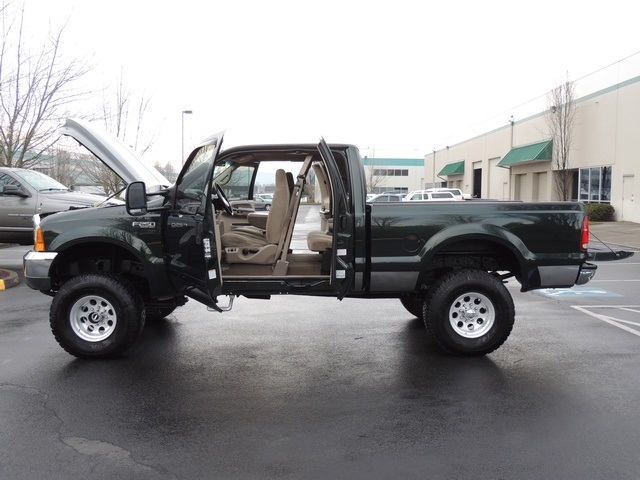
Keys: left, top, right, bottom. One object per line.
{"left": 0, "top": 268, "right": 20, "bottom": 290}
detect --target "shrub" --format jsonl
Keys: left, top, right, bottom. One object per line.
{"left": 585, "top": 203, "right": 615, "bottom": 222}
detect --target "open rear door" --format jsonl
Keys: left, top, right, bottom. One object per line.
{"left": 317, "top": 139, "right": 354, "bottom": 299}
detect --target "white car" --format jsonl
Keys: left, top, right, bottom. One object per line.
{"left": 403, "top": 190, "right": 457, "bottom": 201}
{"left": 423, "top": 188, "right": 470, "bottom": 201}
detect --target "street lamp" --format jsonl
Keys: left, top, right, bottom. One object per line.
{"left": 181, "top": 109, "right": 193, "bottom": 165}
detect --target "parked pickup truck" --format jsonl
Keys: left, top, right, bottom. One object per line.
{"left": 23, "top": 118, "right": 630, "bottom": 359}
{"left": 0, "top": 167, "right": 121, "bottom": 244}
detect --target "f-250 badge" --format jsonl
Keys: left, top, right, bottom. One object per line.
{"left": 132, "top": 221, "right": 156, "bottom": 229}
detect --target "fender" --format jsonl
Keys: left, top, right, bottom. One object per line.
{"left": 47, "top": 225, "right": 172, "bottom": 297}
{"left": 420, "top": 222, "right": 533, "bottom": 264}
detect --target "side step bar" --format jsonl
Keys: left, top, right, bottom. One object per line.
{"left": 208, "top": 295, "right": 235, "bottom": 313}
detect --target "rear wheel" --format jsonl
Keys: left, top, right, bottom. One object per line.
{"left": 424, "top": 269, "right": 515, "bottom": 356}
{"left": 50, "top": 273, "right": 145, "bottom": 358}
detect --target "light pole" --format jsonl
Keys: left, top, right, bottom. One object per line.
{"left": 181, "top": 110, "right": 193, "bottom": 165}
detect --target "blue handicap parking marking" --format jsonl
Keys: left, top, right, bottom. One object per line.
{"left": 535, "top": 287, "right": 623, "bottom": 298}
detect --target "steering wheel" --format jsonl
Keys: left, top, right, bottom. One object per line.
{"left": 214, "top": 182, "right": 233, "bottom": 215}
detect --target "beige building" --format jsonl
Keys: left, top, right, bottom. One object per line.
{"left": 424, "top": 75, "right": 640, "bottom": 223}
{"left": 362, "top": 157, "right": 425, "bottom": 194}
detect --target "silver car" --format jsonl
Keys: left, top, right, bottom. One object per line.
{"left": 253, "top": 193, "right": 273, "bottom": 211}
{"left": 0, "top": 167, "right": 120, "bottom": 245}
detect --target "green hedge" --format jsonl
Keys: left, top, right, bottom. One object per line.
{"left": 585, "top": 203, "right": 615, "bottom": 222}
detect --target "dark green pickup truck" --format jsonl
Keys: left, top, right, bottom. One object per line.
{"left": 24, "top": 119, "right": 622, "bottom": 359}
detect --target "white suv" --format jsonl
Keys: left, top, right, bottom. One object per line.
{"left": 403, "top": 190, "right": 457, "bottom": 201}
{"left": 423, "top": 188, "right": 470, "bottom": 201}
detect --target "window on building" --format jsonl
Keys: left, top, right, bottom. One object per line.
{"left": 372, "top": 169, "right": 408, "bottom": 177}
{"left": 579, "top": 166, "right": 611, "bottom": 202}
{"left": 372, "top": 187, "right": 408, "bottom": 194}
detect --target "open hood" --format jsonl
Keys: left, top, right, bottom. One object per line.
{"left": 60, "top": 118, "right": 170, "bottom": 191}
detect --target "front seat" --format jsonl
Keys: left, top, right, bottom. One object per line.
{"left": 306, "top": 163, "right": 333, "bottom": 252}
{"left": 220, "top": 169, "right": 291, "bottom": 264}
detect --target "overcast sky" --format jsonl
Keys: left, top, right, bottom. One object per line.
{"left": 23, "top": 0, "right": 640, "bottom": 167}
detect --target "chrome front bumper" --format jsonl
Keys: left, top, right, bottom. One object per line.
{"left": 23, "top": 251, "right": 58, "bottom": 290}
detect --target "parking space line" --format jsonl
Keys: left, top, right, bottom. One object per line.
{"left": 609, "top": 318, "right": 640, "bottom": 327}
{"left": 572, "top": 305, "right": 640, "bottom": 338}
{"left": 619, "top": 307, "right": 640, "bottom": 314}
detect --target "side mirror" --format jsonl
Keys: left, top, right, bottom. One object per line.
{"left": 126, "top": 181, "right": 148, "bottom": 215}
{"left": 0, "top": 184, "right": 29, "bottom": 197}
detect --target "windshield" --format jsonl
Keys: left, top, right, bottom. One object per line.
{"left": 14, "top": 170, "right": 68, "bottom": 192}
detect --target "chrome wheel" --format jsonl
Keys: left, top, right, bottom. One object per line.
{"left": 51, "top": 273, "right": 145, "bottom": 358}
{"left": 424, "top": 270, "right": 515, "bottom": 356}
{"left": 69, "top": 295, "right": 118, "bottom": 342}
{"left": 448, "top": 291, "right": 495, "bottom": 339}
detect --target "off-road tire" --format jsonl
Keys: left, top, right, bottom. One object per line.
{"left": 424, "top": 269, "right": 515, "bottom": 356}
{"left": 50, "top": 273, "right": 145, "bottom": 358}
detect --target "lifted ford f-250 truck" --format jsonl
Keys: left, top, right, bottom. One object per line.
{"left": 24, "top": 119, "right": 625, "bottom": 359}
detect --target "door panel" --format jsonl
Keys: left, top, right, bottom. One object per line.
{"left": 164, "top": 134, "right": 224, "bottom": 305}
{"left": 317, "top": 140, "right": 354, "bottom": 299}
{"left": 0, "top": 172, "right": 36, "bottom": 233}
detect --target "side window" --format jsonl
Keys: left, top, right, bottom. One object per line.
{"left": 176, "top": 144, "right": 218, "bottom": 214}
{"left": 0, "top": 173, "right": 20, "bottom": 195}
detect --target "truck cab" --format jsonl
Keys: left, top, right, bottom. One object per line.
{"left": 141, "top": 136, "right": 364, "bottom": 309}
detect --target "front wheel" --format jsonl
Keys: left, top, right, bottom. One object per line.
{"left": 424, "top": 270, "right": 515, "bottom": 356}
{"left": 50, "top": 273, "right": 145, "bottom": 358}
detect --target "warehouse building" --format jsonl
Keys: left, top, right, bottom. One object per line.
{"left": 362, "top": 157, "right": 424, "bottom": 194}
{"left": 424, "top": 74, "right": 640, "bottom": 222}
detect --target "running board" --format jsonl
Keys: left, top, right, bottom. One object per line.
{"left": 207, "top": 295, "right": 236, "bottom": 313}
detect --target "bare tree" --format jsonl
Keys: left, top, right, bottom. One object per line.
{"left": 546, "top": 76, "right": 577, "bottom": 201}
{"left": 154, "top": 160, "right": 177, "bottom": 183}
{"left": 364, "top": 158, "right": 387, "bottom": 194}
{"left": 0, "top": 1, "right": 91, "bottom": 168}
{"left": 80, "top": 156, "right": 125, "bottom": 196}
{"left": 100, "top": 68, "right": 154, "bottom": 154}
{"left": 81, "top": 69, "right": 154, "bottom": 195}
{"left": 50, "top": 146, "right": 80, "bottom": 187}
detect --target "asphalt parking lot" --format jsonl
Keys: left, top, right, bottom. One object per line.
{"left": 1, "top": 217, "right": 639, "bottom": 479}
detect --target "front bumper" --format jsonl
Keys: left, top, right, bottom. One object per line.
{"left": 23, "top": 251, "right": 58, "bottom": 290}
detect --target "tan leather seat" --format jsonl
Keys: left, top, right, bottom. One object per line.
{"left": 307, "top": 163, "right": 333, "bottom": 252}
{"left": 307, "top": 230, "right": 332, "bottom": 251}
{"left": 221, "top": 169, "right": 291, "bottom": 264}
